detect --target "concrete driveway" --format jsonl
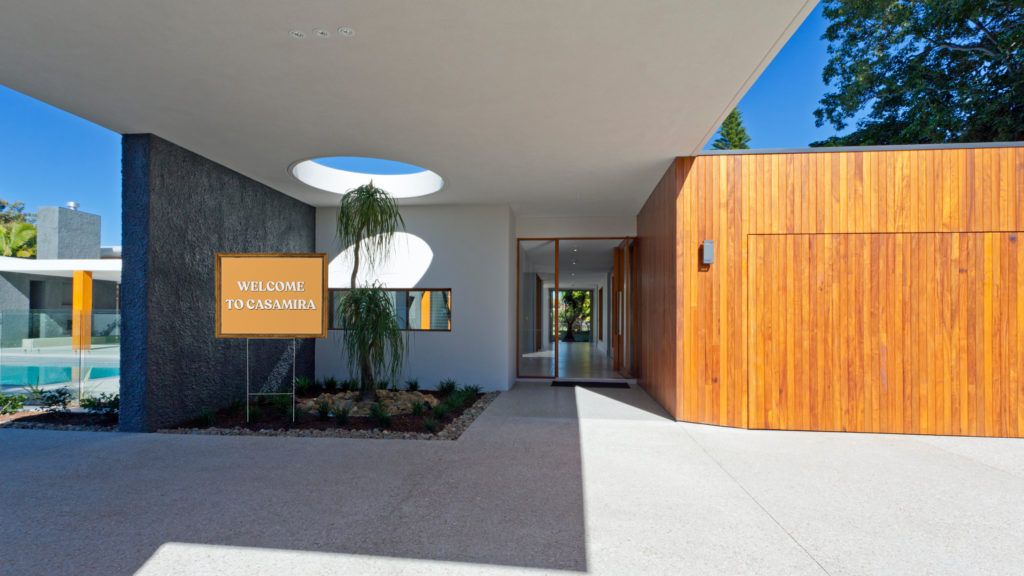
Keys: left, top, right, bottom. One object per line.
{"left": 2, "top": 382, "right": 1023, "bottom": 575}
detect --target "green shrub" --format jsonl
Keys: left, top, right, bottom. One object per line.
{"left": 422, "top": 417, "right": 438, "bottom": 433}
{"left": 228, "top": 397, "right": 244, "bottom": 415}
{"left": 437, "top": 379, "right": 458, "bottom": 397}
{"left": 323, "top": 376, "right": 339, "bottom": 392}
{"left": 0, "top": 392, "right": 27, "bottom": 415}
{"left": 431, "top": 403, "right": 449, "bottom": 421}
{"left": 24, "top": 379, "right": 45, "bottom": 402}
{"left": 196, "top": 408, "right": 216, "bottom": 427}
{"left": 248, "top": 406, "right": 263, "bottom": 423}
{"left": 295, "top": 377, "right": 311, "bottom": 396}
{"left": 449, "top": 389, "right": 473, "bottom": 408}
{"left": 330, "top": 404, "right": 350, "bottom": 425}
{"left": 268, "top": 395, "right": 292, "bottom": 416}
{"left": 405, "top": 378, "right": 420, "bottom": 392}
{"left": 80, "top": 393, "right": 119, "bottom": 421}
{"left": 315, "top": 399, "right": 331, "bottom": 421}
{"left": 410, "top": 400, "right": 425, "bottom": 416}
{"left": 376, "top": 379, "right": 390, "bottom": 391}
{"left": 462, "top": 384, "right": 482, "bottom": 396}
{"left": 41, "top": 387, "right": 73, "bottom": 414}
{"left": 369, "top": 402, "right": 393, "bottom": 428}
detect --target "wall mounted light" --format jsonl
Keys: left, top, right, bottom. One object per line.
{"left": 702, "top": 240, "right": 715, "bottom": 264}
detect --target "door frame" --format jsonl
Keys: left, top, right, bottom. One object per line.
{"left": 516, "top": 236, "right": 634, "bottom": 380}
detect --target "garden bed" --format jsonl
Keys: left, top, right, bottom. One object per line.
{"left": 160, "top": 390, "right": 500, "bottom": 440}
{"left": 0, "top": 410, "right": 118, "bottom": 432}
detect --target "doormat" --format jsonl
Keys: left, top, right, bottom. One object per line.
{"left": 552, "top": 380, "right": 630, "bottom": 389}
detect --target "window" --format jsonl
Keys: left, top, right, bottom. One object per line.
{"left": 328, "top": 289, "right": 451, "bottom": 331}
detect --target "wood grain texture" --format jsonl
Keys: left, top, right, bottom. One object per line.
{"left": 636, "top": 146, "right": 1024, "bottom": 437}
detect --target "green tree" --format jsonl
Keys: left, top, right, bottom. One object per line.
{"left": 812, "top": 1, "right": 1024, "bottom": 147}
{"left": 0, "top": 199, "right": 36, "bottom": 227}
{"left": 711, "top": 108, "right": 752, "bottom": 150}
{"left": 560, "top": 291, "right": 591, "bottom": 342}
{"left": 334, "top": 181, "right": 407, "bottom": 402}
{"left": 0, "top": 222, "right": 36, "bottom": 258}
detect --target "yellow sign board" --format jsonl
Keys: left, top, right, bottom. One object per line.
{"left": 215, "top": 253, "right": 328, "bottom": 338}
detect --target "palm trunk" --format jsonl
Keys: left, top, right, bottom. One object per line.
{"left": 359, "top": 357, "right": 376, "bottom": 402}
{"left": 350, "top": 234, "right": 362, "bottom": 289}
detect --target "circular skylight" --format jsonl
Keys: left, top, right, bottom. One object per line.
{"left": 290, "top": 156, "right": 445, "bottom": 198}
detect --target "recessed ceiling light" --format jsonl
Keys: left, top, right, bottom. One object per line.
{"left": 313, "top": 28, "right": 330, "bottom": 38}
{"left": 289, "top": 30, "right": 306, "bottom": 39}
{"left": 339, "top": 27, "right": 355, "bottom": 36}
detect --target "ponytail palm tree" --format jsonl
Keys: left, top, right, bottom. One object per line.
{"left": 336, "top": 182, "right": 407, "bottom": 402}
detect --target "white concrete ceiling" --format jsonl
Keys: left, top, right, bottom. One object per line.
{"left": 0, "top": 0, "right": 815, "bottom": 216}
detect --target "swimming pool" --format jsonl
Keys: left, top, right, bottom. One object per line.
{"left": 0, "top": 366, "right": 120, "bottom": 387}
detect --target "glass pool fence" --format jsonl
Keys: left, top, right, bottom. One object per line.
{"left": 0, "top": 310, "right": 120, "bottom": 401}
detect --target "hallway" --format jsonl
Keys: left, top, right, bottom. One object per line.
{"left": 518, "top": 341, "right": 623, "bottom": 380}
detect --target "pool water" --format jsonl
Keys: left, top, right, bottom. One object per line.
{"left": 0, "top": 366, "right": 120, "bottom": 387}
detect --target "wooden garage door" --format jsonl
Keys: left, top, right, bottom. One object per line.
{"left": 749, "top": 233, "right": 1024, "bottom": 437}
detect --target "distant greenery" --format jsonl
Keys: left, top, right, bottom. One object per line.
{"left": 812, "top": 1, "right": 1024, "bottom": 146}
{"left": 0, "top": 199, "right": 35, "bottom": 226}
{"left": 560, "top": 291, "right": 591, "bottom": 342}
{"left": 711, "top": 108, "right": 752, "bottom": 150}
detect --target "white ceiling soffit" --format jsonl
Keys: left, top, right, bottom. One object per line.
{"left": 0, "top": 0, "right": 816, "bottom": 217}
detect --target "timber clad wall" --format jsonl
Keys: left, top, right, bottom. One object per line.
{"left": 636, "top": 146, "right": 1024, "bottom": 438}
{"left": 636, "top": 166, "right": 678, "bottom": 417}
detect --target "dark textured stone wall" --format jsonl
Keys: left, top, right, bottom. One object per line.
{"left": 36, "top": 207, "right": 101, "bottom": 260}
{"left": 121, "top": 134, "right": 315, "bottom": 432}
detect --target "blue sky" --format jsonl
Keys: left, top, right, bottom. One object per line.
{"left": 0, "top": 4, "right": 839, "bottom": 244}
{"left": 704, "top": 3, "right": 845, "bottom": 150}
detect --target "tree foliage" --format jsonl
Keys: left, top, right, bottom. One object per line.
{"left": 812, "top": 0, "right": 1024, "bottom": 147}
{"left": 0, "top": 222, "right": 36, "bottom": 258}
{"left": 560, "top": 291, "right": 591, "bottom": 342}
{"left": 712, "top": 108, "right": 752, "bottom": 150}
{"left": 335, "top": 181, "right": 407, "bottom": 402}
{"left": 336, "top": 286, "right": 406, "bottom": 402}
{"left": 0, "top": 199, "right": 36, "bottom": 227}
{"left": 336, "top": 181, "right": 404, "bottom": 289}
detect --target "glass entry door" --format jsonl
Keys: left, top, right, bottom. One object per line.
{"left": 517, "top": 238, "right": 630, "bottom": 379}
{"left": 517, "top": 240, "right": 557, "bottom": 378}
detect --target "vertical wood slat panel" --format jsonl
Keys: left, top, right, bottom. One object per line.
{"left": 748, "top": 232, "right": 1022, "bottom": 437}
{"left": 635, "top": 147, "right": 1024, "bottom": 438}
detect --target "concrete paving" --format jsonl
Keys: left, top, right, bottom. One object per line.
{"left": 2, "top": 382, "right": 1023, "bottom": 575}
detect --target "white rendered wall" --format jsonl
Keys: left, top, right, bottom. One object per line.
{"left": 516, "top": 215, "right": 636, "bottom": 238}
{"left": 315, "top": 204, "right": 516, "bottom": 391}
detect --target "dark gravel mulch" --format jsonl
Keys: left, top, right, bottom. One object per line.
{"left": 173, "top": 392, "right": 484, "bottom": 435}
{"left": 0, "top": 411, "right": 116, "bottom": 427}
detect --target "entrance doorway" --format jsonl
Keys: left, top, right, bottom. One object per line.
{"left": 516, "top": 238, "right": 634, "bottom": 379}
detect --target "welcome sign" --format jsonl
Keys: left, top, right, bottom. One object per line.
{"left": 215, "top": 253, "right": 329, "bottom": 338}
